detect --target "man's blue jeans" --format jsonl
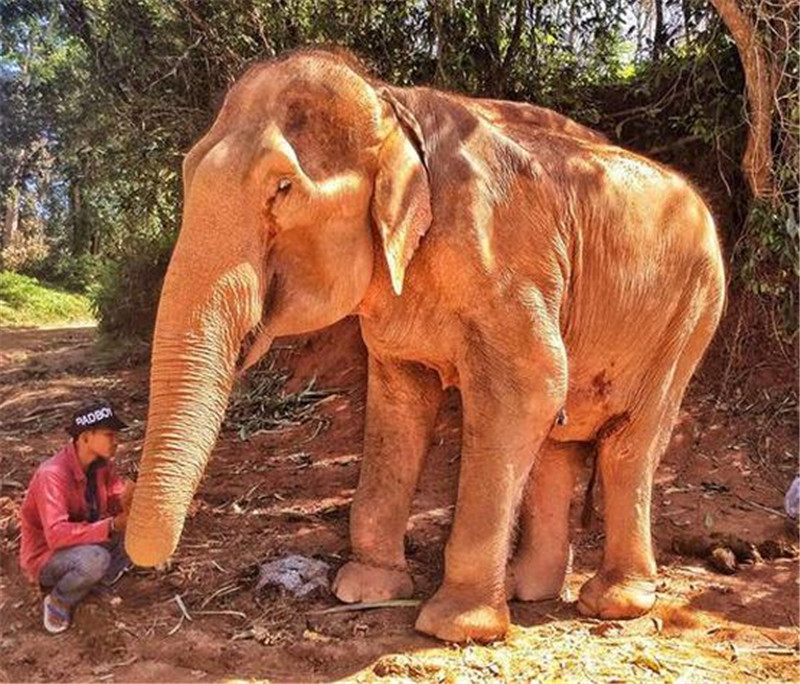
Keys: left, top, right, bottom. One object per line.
{"left": 39, "top": 533, "right": 130, "bottom": 606}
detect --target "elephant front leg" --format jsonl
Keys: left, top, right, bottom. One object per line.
{"left": 415, "top": 361, "right": 566, "bottom": 642}
{"left": 333, "top": 355, "right": 442, "bottom": 603}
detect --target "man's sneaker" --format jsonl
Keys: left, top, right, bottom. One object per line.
{"left": 43, "top": 595, "right": 71, "bottom": 634}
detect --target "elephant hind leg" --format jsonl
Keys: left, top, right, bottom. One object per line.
{"left": 507, "top": 439, "right": 590, "bottom": 602}
{"left": 576, "top": 407, "right": 668, "bottom": 619}
{"left": 578, "top": 300, "right": 722, "bottom": 619}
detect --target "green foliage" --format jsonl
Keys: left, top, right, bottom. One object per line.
{"left": 588, "top": 25, "right": 797, "bottom": 344}
{"left": 0, "top": 0, "right": 795, "bottom": 341}
{"left": 24, "top": 252, "right": 104, "bottom": 293}
{"left": 0, "top": 231, "right": 49, "bottom": 272}
{"left": 0, "top": 270, "right": 94, "bottom": 326}
{"left": 90, "top": 235, "right": 173, "bottom": 340}
{"left": 224, "top": 356, "right": 334, "bottom": 440}
{"left": 736, "top": 199, "right": 799, "bottom": 336}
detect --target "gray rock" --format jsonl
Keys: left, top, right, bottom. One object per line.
{"left": 785, "top": 476, "right": 800, "bottom": 519}
{"left": 256, "top": 554, "right": 330, "bottom": 597}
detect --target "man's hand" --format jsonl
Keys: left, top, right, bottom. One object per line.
{"left": 110, "top": 480, "right": 134, "bottom": 534}
{"left": 113, "top": 511, "right": 128, "bottom": 533}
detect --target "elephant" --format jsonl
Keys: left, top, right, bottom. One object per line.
{"left": 125, "top": 48, "right": 726, "bottom": 643}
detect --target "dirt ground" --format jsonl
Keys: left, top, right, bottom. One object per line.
{"left": 1, "top": 318, "right": 798, "bottom": 683}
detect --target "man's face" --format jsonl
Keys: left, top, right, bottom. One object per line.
{"left": 83, "top": 429, "right": 119, "bottom": 460}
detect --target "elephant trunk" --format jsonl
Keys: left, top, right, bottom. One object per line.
{"left": 125, "top": 262, "right": 262, "bottom": 566}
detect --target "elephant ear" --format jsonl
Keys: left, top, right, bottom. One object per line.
{"left": 372, "top": 88, "right": 432, "bottom": 296}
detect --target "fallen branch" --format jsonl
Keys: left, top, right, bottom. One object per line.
{"left": 0, "top": 399, "right": 78, "bottom": 417}
{"left": 733, "top": 493, "right": 787, "bottom": 518}
{"left": 648, "top": 135, "right": 703, "bottom": 156}
{"left": 200, "top": 582, "right": 241, "bottom": 608}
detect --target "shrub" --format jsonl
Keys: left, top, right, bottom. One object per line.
{"left": 91, "top": 236, "right": 173, "bottom": 340}
{"left": 735, "top": 198, "right": 799, "bottom": 338}
{"left": 0, "top": 271, "right": 94, "bottom": 326}
{"left": 24, "top": 252, "right": 104, "bottom": 294}
{"left": 0, "top": 233, "right": 49, "bottom": 272}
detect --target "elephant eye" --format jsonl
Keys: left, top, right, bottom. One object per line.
{"left": 267, "top": 176, "right": 293, "bottom": 218}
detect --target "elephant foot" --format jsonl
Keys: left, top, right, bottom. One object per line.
{"left": 506, "top": 553, "right": 568, "bottom": 602}
{"left": 577, "top": 573, "right": 656, "bottom": 619}
{"left": 333, "top": 560, "right": 413, "bottom": 603}
{"left": 415, "top": 584, "right": 509, "bottom": 643}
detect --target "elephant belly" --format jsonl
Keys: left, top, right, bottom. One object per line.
{"left": 548, "top": 370, "right": 624, "bottom": 442}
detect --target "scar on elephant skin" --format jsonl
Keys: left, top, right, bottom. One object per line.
{"left": 592, "top": 371, "right": 612, "bottom": 398}
{"left": 555, "top": 407, "right": 567, "bottom": 426}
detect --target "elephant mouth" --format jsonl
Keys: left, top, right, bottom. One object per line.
{"left": 235, "top": 271, "right": 282, "bottom": 373}
{"left": 236, "top": 326, "right": 260, "bottom": 371}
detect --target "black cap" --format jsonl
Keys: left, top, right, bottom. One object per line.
{"left": 67, "top": 401, "right": 128, "bottom": 438}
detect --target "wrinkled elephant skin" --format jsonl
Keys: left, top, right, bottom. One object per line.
{"left": 126, "top": 50, "right": 726, "bottom": 643}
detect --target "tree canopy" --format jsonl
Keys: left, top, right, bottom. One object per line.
{"left": 1, "top": 0, "right": 796, "bottom": 339}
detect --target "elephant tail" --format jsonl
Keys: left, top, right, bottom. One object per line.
{"left": 580, "top": 449, "right": 599, "bottom": 529}
{"left": 581, "top": 412, "right": 632, "bottom": 528}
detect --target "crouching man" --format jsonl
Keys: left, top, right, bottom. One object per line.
{"left": 19, "top": 401, "right": 135, "bottom": 634}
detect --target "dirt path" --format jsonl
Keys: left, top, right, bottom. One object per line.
{"left": 1, "top": 321, "right": 798, "bottom": 683}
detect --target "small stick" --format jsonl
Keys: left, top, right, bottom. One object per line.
{"left": 12, "top": 400, "right": 79, "bottom": 419}
{"left": 733, "top": 494, "right": 787, "bottom": 518}
{"left": 194, "top": 610, "right": 248, "bottom": 619}
{"left": 200, "top": 582, "right": 240, "bottom": 608}
{"left": 111, "top": 655, "right": 139, "bottom": 669}
{"left": 308, "top": 599, "right": 421, "bottom": 615}
{"left": 174, "top": 594, "right": 193, "bottom": 622}
{"left": 735, "top": 646, "right": 798, "bottom": 656}
{"left": 167, "top": 615, "right": 184, "bottom": 636}
{"left": 115, "top": 622, "right": 141, "bottom": 639}
{"left": 757, "top": 629, "right": 799, "bottom": 648}
{"left": 303, "top": 421, "right": 326, "bottom": 443}
{"left": 242, "top": 483, "right": 261, "bottom": 501}
{"left": 657, "top": 658, "right": 730, "bottom": 675}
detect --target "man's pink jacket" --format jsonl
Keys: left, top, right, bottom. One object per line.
{"left": 19, "top": 442, "right": 125, "bottom": 582}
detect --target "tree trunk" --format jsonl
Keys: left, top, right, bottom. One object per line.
{"left": 70, "top": 179, "right": 86, "bottom": 255}
{"left": 771, "top": 0, "right": 798, "bottom": 177}
{"left": 432, "top": 0, "right": 451, "bottom": 89}
{"left": 653, "top": 0, "right": 666, "bottom": 60}
{"left": 3, "top": 185, "right": 20, "bottom": 251}
{"left": 2, "top": 149, "right": 26, "bottom": 252}
{"left": 474, "top": 0, "right": 525, "bottom": 97}
{"left": 682, "top": 0, "right": 692, "bottom": 45}
{"left": 708, "top": 0, "right": 776, "bottom": 199}
{"left": 500, "top": 0, "right": 525, "bottom": 91}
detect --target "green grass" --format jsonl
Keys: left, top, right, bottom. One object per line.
{"left": 0, "top": 271, "right": 95, "bottom": 327}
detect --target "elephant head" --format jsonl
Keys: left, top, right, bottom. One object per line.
{"left": 125, "top": 50, "right": 432, "bottom": 566}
